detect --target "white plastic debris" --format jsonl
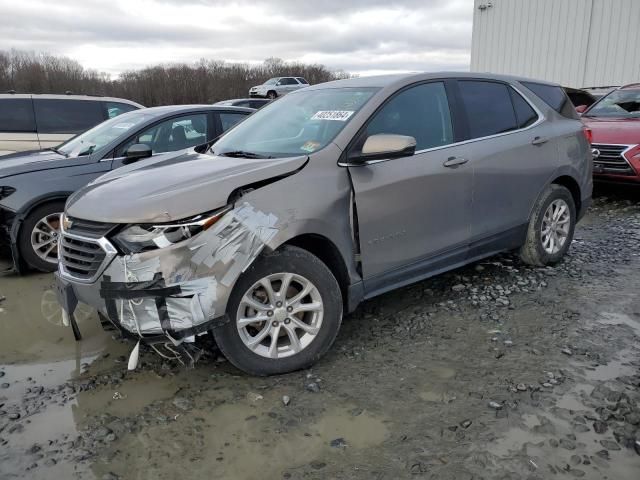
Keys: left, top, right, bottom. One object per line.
{"left": 61, "top": 310, "right": 70, "bottom": 327}
{"left": 127, "top": 340, "right": 141, "bottom": 371}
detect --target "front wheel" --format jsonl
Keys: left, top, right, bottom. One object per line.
{"left": 213, "top": 246, "right": 343, "bottom": 376}
{"left": 18, "top": 201, "right": 66, "bottom": 272}
{"left": 267, "top": 90, "right": 277, "bottom": 99}
{"left": 520, "top": 184, "right": 576, "bottom": 266}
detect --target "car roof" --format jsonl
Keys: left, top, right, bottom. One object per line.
{"left": 619, "top": 83, "right": 640, "bottom": 90}
{"left": 214, "top": 98, "right": 269, "bottom": 104}
{"left": 304, "top": 72, "right": 562, "bottom": 91}
{"left": 0, "top": 93, "right": 143, "bottom": 107}
{"left": 133, "top": 105, "right": 255, "bottom": 115}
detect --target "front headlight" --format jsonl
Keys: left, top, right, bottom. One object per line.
{"left": 112, "top": 207, "right": 230, "bottom": 254}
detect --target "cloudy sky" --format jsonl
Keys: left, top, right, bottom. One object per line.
{"left": 0, "top": 0, "right": 474, "bottom": 77}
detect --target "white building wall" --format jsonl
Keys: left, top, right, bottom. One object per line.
{"left": 470, "top": 0, "right": 640, "bottom": 88}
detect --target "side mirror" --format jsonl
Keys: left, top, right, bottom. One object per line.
{"left": 575, "top": 105, "right": 588, "bottom": 114}
{"left": 349, "top": 134, "right": 417, "bottom": 164}
{"left": 123, "top": 143, "right": 152, "bottom": 164}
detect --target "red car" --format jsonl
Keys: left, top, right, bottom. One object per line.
{"left": 578, "top": 84, "right": 640, "bottom": 183}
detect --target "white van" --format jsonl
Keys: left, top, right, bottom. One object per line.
{"left": 0, "top": 93, "right": 143, "bottom": 156}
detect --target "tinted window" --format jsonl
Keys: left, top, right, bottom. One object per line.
{"left": 510, "top": 89, "right": 538, "bottom": 128}
{"left": 522, "top": 82, "right": 575, "bottom": 118}
{"left": 117, "top": 114, "right": 208, "bottom": 155}
{"left": 362, "top": 82, "right": 453, "bottom": 151}
{"left": 250, "top": 100, "right": 268, "bottom": 109}
{"left": 105, "top": 101, "right": 138, "bottom": 119}
{"left": 296, "top": 78, "right": 309, "bottom": 85}
{"left": 280, "top": 78, "right": 298, "bottom": 86}
{"left": 34, "top": 99, "right": 104, "bottom": 134}
{"left": 459, "top": 81, "right": 517, "bottom": 138}
{"left": 0, "top": 98, "right": 36, "bottom": 132}
{"left": 219, "top": 112, "right": 248, "bottom": 131}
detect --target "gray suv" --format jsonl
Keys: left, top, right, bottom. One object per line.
{"left": 56, "top": 73, "right": 592, "bottom": 376}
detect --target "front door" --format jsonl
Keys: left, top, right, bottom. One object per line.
{"left": 348, "top": 81, "right": 473, "bottom": 294}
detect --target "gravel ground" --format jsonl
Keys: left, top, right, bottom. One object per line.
{"left": 1, "top": 188, "right": 639, "bottom": 480}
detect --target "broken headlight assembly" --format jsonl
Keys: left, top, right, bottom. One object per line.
{"left": 112, "top": 206, "right": 231, "bottom": 254}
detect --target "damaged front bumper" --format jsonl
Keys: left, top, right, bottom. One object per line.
{"left": 55, "top": 202, "right": 280, "bottom": 350}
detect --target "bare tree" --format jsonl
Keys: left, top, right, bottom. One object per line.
{"left": 0, "top": 50, "right": 351, "bottom": 106}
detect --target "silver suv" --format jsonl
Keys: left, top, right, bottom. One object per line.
{"left": 249, "top": 77, "right": 309, "bottom": 99}
{"left": 56, "top": 73, "right": 592, "bottom": 376}
{"left": 0, "top": 94, "right": 142, "bottom": 156}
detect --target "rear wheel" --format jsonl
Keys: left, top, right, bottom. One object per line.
{"left": 18, "top": 201, "right": 65, "bottom": 272}
{"left": 520, "top": 184, "right": 576, "bottom": 266}
{"left": 213, "top": 246, "right": 342, "bottom": 376}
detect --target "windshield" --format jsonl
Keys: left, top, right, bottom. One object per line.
{"left": 264, "top": 78, "right": 279, "bottom": 85}
{"left": 585, "top": 89, "right": 640, "bottom": 118}
{"left": 212, "top": 87, "right": 377, "bottom": 158}
{"left": 57, "top": 111, "right": 153, "bottom": 157}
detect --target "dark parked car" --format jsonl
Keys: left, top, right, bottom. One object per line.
{"left": 0, "top": 105, "right": 253, "bottom": 272}
{"left": 214, "top": 98, "right": 271, "bottom": 109}
{"left": 55, "top": 73, "right": 592, "bottom": 375}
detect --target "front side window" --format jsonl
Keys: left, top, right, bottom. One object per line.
{"left": 212, "top": 87, "right": 377, "bottom": 158}
{"left": 105, "top": 102, "right": 138, "bottom": 119}
{"left": 57, "top": 111, "right": 153, "bottom": 157}
{"left": 34, "top": 99, "right": 104, "bottom": 134}
{"left": 356, "top": 82, "right": 453, "bottom": 152}
{"left": 280, "top": 78, "right": 297, "bottom": 86}
{"left": 585, "top": 89, "right": 640, "bottom": 118}
{"left": 219, "top": 112, "right": 248, "bottom": 132}
{"left": 117, "top": 114, "right": 209, "bottom": 156}
{"left": 459, "top": 81, "right": 518, "bottom": 139}
{"left": 0, "top": 98, "right": 36, "bottom": 132}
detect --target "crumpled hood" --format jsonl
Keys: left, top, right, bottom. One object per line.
{"left": 582, "top": 117, "right": 640, "bottom": 145}
{"left": 66, "top": 151, "right": 308, "bottom": 223}
{"left": 0, "top": 149, "right": 85, "bottom": 179}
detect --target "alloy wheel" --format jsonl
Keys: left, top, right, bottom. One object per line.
{"left": 30, "top": 213, "right": 62, "bottom": 264}
{"left": 236, "top": 272, "right": 324, "bottom": 359}
{"left": 541, "top": 199, "right": 570, "bottom": 254}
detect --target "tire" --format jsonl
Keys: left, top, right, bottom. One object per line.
{"left": 519, "top": 184, "right": 576, "bottom": 267}
{"left": 267, "top": 90, "right": 277, "bottom": 99}
{"left": 213, "top": 245, "right": 343, "bottom": 376}
{"left": 18, "top": 201, "right": 65, "bottom": 272}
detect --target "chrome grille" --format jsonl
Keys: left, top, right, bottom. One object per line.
{"left": 60, "top": 236, "right": 106, "bottom": 279}
{"left": 59, "top": 217, "right": 117, "bottom": 281}
{"left": 592, "top": 144, "right": 634, "bottom": 175}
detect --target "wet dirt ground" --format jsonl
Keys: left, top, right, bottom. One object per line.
{"left": 1, "top": 188, "right": 640, "bottom": 480}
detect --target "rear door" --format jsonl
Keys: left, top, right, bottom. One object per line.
{"left": 34, "top": 99, "right": 105, "bottom": 148}
{"left": 455, "top": 80, "right": 558, "bottom": 252}
{"left": 0, "top": 97, "right": 39, "bottom": 155}
{"left": 348, "top": 81, "right": 472, "bottom": 292}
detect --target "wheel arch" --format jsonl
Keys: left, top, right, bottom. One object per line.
{"left": 281, "top": 233, "right": 351, "bottom": 310}
{"left": 551, "top": 175, "right": 581, "bottom": 215}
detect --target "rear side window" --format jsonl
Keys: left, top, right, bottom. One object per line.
{"left": 34, "top": 99, "right": 104, "bottom": 134}
{"left": 361, "top": 82, "right": 453, "bottom": 152}
{"left": 521, "top": 82, "right": 575, "bottom": 118}
{"left": 458, "top": 81, "right": 518, "bottom": 138}
{"left": 219, "top": 112, "right": 248, "bottom": 131}
{"left": 104, "top": 102, "right": 138, "bottom": 119}
{"left": 0, "top": 98, "right": 36, "bottom": 132}
{"left": 510, "top": 89, "right": 539, "bottom": 128}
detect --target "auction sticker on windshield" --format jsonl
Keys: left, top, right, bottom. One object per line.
{"left": 311, "top": 110, "right": 354, "bottom": 121}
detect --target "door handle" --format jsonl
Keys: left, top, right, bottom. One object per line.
{"left": 531, "top": 136, "right": 549, "bottom": 146}
{"left": 443, "top": 156, "right": 469, "bottom": 168}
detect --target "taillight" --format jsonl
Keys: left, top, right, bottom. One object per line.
{"left": 583, "top": 127, "right": 593, "bottom": 144}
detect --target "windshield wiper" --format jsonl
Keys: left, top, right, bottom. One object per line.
{"left": 220, "top": 150, "right": 272, "bottom": 159}
{"left": 48, "top": 146, "right": 68, "bottom": 157}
